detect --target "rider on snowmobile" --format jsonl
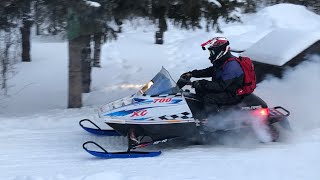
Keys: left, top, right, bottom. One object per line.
{"left": 181, "top": 37, "right": 245, "bottom": 115}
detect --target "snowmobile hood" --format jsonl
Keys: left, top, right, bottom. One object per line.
{"left": 98, "top": 67, "right": 195, "bottom": 124}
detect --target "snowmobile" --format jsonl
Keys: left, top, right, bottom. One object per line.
{"left": 80, "top": 67, "right": 291, "bottom": 159}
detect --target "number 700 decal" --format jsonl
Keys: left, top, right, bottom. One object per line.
{"left": 153, "top": 98, "right": 172, "bottom": 103}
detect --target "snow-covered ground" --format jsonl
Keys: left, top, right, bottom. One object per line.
{"left": 0, "top": 4, "right": 320, "bottom": 180}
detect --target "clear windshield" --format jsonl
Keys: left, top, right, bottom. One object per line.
{"left": 139, "top": 67, "right": 180, "bottom": 96}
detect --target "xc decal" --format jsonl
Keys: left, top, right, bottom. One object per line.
{"left": 131, "top": 110, "right": 148, "bottom": 117}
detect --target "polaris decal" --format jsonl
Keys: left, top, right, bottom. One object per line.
{"left": 241, "top": 105, "right": 262, "bottom": 110}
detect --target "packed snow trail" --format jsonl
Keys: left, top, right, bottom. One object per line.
{"left": 1, "top": 46, "right": 320, "bottom": 180}
{"left": 1, "top": 112, "right": 320, "bottom": 180}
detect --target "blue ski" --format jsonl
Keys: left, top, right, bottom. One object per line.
{"left": 79, "top": 119, "right": 121, "bottom": 136}
{"left": 83, "top": 141, "right": 161, "bottom": 159}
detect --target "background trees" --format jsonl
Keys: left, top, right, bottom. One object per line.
{"left": 0, "top": 0, "right": 318, "bottom": 107}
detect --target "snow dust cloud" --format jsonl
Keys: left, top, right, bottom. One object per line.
{"left": 256, "top": 55, "right": 320, "bottom": 132}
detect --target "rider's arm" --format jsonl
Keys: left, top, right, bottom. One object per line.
{"left": 191, "top": 66, "right": 214, "bottom": 78}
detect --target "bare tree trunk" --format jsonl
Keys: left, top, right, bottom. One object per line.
{"left": 0, "top": 29, "right": 20, "bottom": 96}
{"left": 34, "top": 0, "right": 41, "bottom": 36}
{"left": 1, "top": 34, "right": 10, "bottom": 95}
{"left": 93, "top": 33, "right": 102, "bottom": 67}
{"left": 2, "top": 43, "right": 9, "bottom": 91}
{"left": 36, "top": 24, "right": 41, "bottom": 36}
{"left": 81, "top": 35, "right": 92, "bottom": 93}
{"left": 20, "top": 23, "right": 32, "bottom": 62}
{"left": 21, "top": 1, "right": 32, "bottom": 62}
{"left": 68, "top": 36, "right": 86, "bottom": 108}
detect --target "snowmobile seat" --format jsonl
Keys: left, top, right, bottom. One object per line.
{"left": 217, "top": 93, "right": 268, "bottom": 111}
{"left": 240, "top": 93, "right": 268, "bottom": 108}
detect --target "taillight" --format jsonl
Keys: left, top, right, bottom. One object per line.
{"left": 253, "top": 108, "right": 269, "bottom": 116}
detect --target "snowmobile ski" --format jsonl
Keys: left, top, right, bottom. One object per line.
{"left": 83, "top": 141, "right": 161, "bottom": 159}
{"left": 79, "top": 119, "right": 120, "bottom": 136}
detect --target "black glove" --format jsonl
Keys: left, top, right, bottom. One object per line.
{"left": 180, "top": 72, "right": 192, "bottom": 81}
{"left": 192, "top": 80, "right": 208, "bottom": 91}
{"left": 177, "top": 78, "right": 191, "bottom": 89}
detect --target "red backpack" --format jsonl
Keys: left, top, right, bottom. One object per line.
{"left": 224, "top": 56, "right": 256, "bottom": 96}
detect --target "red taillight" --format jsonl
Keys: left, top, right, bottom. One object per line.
{"left": 253, "top": 108, "right": 269, "bottom": 116}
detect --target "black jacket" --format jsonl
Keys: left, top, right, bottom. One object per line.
{"left": 191, "top": 52, "right": 244, "bottom": 96}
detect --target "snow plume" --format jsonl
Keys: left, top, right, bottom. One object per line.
{"left": 256, "top": 55, "right": 320, "bottom": 132}
{"left": 250, "top": 115, "right": 272, "bottom": 143}
{"left": 205, "top": 109, "right": 272, "bottom": 145}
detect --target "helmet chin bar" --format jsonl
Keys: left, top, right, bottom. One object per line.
{"left": 208, "top": 45, "right": 230, "bottom": 63}
{"left": 215, "top": 50, "right": 225, "bottom": 60}
{"left": 209, "top": 51, "right": 224, "bottom": 63}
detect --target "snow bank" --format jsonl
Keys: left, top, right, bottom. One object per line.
{"left": 243, "top": 29, "right": 320, "bottom": 65}
{"left": 257, "top": 3, "right": 320, "bottom": 31}
{"left": 241, "top": 4, "right": 320, "bottom": 65}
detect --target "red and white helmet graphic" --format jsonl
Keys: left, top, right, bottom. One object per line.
{"left": 201, "top": 37, "right": 230, "bottom": 62}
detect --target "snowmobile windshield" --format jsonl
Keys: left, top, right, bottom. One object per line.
{"left": 139, "top": 67, "right": 180, "bottom": 96}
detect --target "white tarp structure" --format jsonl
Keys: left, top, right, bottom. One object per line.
{"left": 242, "top": 28, "right": 320, "bottom": 66}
